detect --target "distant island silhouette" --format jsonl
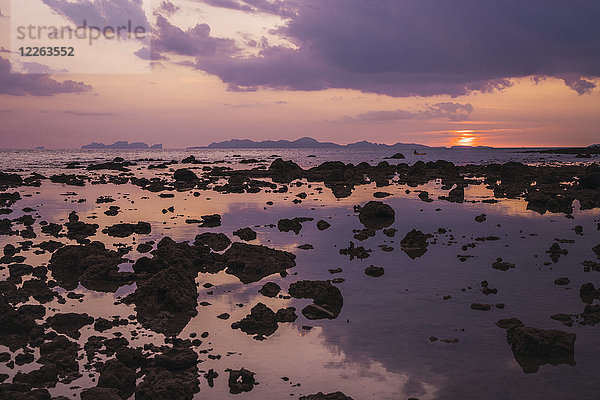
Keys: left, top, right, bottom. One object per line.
{"left": 82, "top": 141, "right": 162, "bottom": 150}
{"left": 189, "top": 137, "right": 432, "bottom": 149}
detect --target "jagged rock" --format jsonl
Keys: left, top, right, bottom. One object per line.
{"left": 339, "top": 242, "right": 370, "bottom": 260}
{"left": 316, "top": 220, "right": 331, "bottom": 231}
{"left": 364, "top": 265, "right": 384, "bottom": 277}
{"left": 492, "top": 258, "right": 515, "bottom": 271}
{"left": 97, "top": 359, "right": 136, "bottom": 399}
{"left": 173, "top": 168, "right": 198, "bottom": 182}
{"left": 300, "top": 392, "right": 354, "bottom": 400}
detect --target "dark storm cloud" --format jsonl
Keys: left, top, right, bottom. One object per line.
{"left": 343, "top": 102, "right": 473, "bottom": 122}
{"left": 180, "top": 0, "right": 600, "bottom": 97}
{"left": 0, "top": 58, "right": 92, "bottom": 96}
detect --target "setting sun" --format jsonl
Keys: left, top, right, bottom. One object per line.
{"left": 452, "top": 130, "right": 477, "bottom": 146}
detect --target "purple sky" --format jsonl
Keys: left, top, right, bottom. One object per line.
{"left": 1, "top": 0, "right": 599, "bottom": 148}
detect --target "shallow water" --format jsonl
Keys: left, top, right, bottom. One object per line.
{"left": 0, "top": 150, "right": 599, "bottom": 399}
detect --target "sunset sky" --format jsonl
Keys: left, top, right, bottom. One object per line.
{"left": 1, "top": 0, "right": 599, "bottom": 149}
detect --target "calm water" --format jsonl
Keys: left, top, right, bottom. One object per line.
{"left": 0, "top": 149, "right": 599, "bottom": 399}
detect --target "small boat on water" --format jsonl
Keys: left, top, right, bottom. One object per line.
{"left": 413, "top": 150, "right": 426, "bottom": 155}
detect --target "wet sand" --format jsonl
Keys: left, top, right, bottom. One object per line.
{"left": 0, "top": 152, "right": 599, "bottom": 399}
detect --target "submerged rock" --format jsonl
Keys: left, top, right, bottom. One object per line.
{"left": 46, "top": 313, "right": 94, "bottom": 339}
{"left": 339, "top": 242, "right": 370, "bottom": 260}
{"left": 277, "top": 217, "right": 314, "bottom": 234}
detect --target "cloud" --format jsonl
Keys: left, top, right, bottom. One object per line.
{"left": 198, "top": 0, "right": 296, "bottom": 17}
{"left": 157, "top": 0, "right": 180, "bottom": 15}
{"left": 343, "top": 102, "right": 473, "bottom": 123}
{"left": 153, "top": 15, "right": 238, "bottom": 57}
{"left": 0, "top": 57, "right": 92, "bottom": 96}
{"left": 42, "top": 0, "right": 149, "bottom": 27}
{"left": 161, "top": 0, "right": 600, "bottom": 97}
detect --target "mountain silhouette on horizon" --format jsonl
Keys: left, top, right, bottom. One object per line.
{"left": 192, "top": 137, "right": 431, "bottom": 149}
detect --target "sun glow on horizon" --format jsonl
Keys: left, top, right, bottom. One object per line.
{"left": 451, "top": 130, "right": 477, "bottom": 146}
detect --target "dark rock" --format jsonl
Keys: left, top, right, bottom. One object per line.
{"left": 339, "top": 242, "right": 370, "bottom": 260}
{"left": 475, "top": 213, "right": 487, "bottom": 222}
{"left": 227, "top": 368, "right": 256, "bottom": 394}
{"left": 289, "top": 280, "right": 343, "bottom": 320}
{"left": 299, "top": 392, "right": 354, "bottom": 400}
{"left": 258, "top": 282, "right": 281, "bottom": 298}
{"left": 97, "top": 359, "right": 136, "bottom": 399}
{"left": 316, "top": 220, "right": 331, "bottom": 231}
{"left": 492, "top": 258, "right": 515, "bottom": 271}
{"left": 357, "top": 201, "right": 395, "bottom": 230}
{"left": 554, "top": 277, "right": 570, "bottom": 286}
{"left": 46, "top": 313, "right": 94, "bottom": 339}
{"left": 173, "top": 168, "right": 198, "bottom": 182}
{"left": 81, "top": 387, "right": 121, "bottom": 400}
{"left": 400, "top": 230, "right": 431, "bottom": 259}
{"left": 233, "top": 227, "right": 257, "bottom": 241}
{"left": 364, "top": 265, "right": 384, "bottom": 277}
{"left": 231, "top": 303, "right": 278, "bottom": 339}
{"left": 194, "top": 232, "right": 231, "bottom": 251}
{"left": 200, "top": 214, "right": 221, "bottom": 227}
{"left": 222, "top": 242, "right": 296, "bottom": 284}
{"left": 102, "top": 222, "right": 151, "bottom": 237}
{"left": 136, "top": 242, "right": 153, "bottom": 253}
{"left": 276, "top": 307, "right": 298, "bottom": 323}
{"left": 277, "top": 217, "right": 314, "bottom": 234}
{"left": 124, "top": 266, "right": 198, "bottom": 336}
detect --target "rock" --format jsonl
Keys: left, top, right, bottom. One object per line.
{"left": 475, "top": 213, "right": 487, "bottom": 222}
{"left": 15, "top": 352, "right": 34, "bottom": 366}
{"left": 38, "top": 335, "right": 80, "bottom": 377}
{"left": 593, "top": 244, "right": 600, "bottom": 259}
{"left": 48, "top": 242, "right": 129, "bottom": 292}
{"left": 357, "top": 201, "right": 395, "bottom": 230}
{"left": 233, "top": 227, "right": 257, "bottom": 241}
{"left": 289, "top": 280, "right": 343, "bottom": 320}
{"left": 173, "top": 168, "right": 198, "bottom": 182}
{"left": 276, "top": 307, "right": 298, "bottom": 323}
{"left": 94, "top": 318, "right": 113, "bottom": 333}
{"left": 299, "top": 392, "right": 354, "bottom": 400}
{"left": 269, "top": 158, "right": 303, "bottom": 182}
{"left": 339, "top": 242, "right": 370, "bottom": 260}
{"left": 277, "top": 217, "right": 314, "bottom": 234}
{"left": 65, "top": 212, "right": 98, "bottom": 241}
{"left": 258, "top": 282, "right": 281, "bottom": 298}
{"left": 316, "top": 220, "right": 331, "bottom": 231}
{"left": 497, "top": 319, "right": 576, "bottom": 373}
{"left": 200, "top": 214, "right": 221, "bottom": 227}
{"left": 400, "top": 230, "right": 431, "bottom": 259}
{"left": 492, "top": 258, "right": 515, "bottom": 271}
{"left": 194, "top": 232, "right": 231, "bottom": 251}
{"left": 298, "top": 243, "right": 313, "bottom": 250}
{"left": 387, "top": 153, "right": 405, "bottom": 159}
{"left": 97, "top": 359, "right": 136, "bottom": 399}
{"left": 554, "top": 277, "right": 570, "bottom": 286}
{"left": 364, "top": 265, "right": 384, "bottom": 277}
{"left": 373, "top": 191, "right": 392, "bottom": 198}
{"left": 383, "top": 228, "right": 397, "bottom": 237}
{"left": 13, "top": 364, "right": 58, "bottom": 388}
{"left": 231, "top": 303, "right": 278, "bottom": 339}
{"left": 102, "top": 222, "right": 151, "bottom": 237}
{"left": 471, "top": 303, "right": 492, "bottom": 311}
{"left": 222, "top": 242, "right": 296, "bottom": 284}
{"left": 445, "top": 186, "right": 465, "bottom": 203}
{"left": 46, "top": 313, "right": 94, "bottom": 339}
{"left": 124, "top": 266, "right": 198, "bottom": 336}
{"left": 136, "top": 243, "right": 153, "bottom": 253}
{"left": 227, "top": 368, "right": 256, "bottom": 394}
{"left": 81, "top": 387, "right": 121, "bottom": 400}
